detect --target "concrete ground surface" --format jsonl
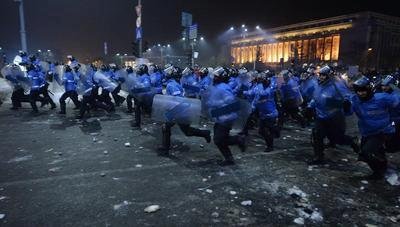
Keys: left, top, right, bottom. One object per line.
{"left": 0, "top": 103, "right": 399, "bottom": 227}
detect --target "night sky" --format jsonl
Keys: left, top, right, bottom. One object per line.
{"left": 1, "top": 0, "right": 400, "bottom": 62}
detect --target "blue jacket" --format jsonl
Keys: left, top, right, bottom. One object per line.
{"left": 300, "top": 76, "right": 318, "bottom": 103}
{"left": 63, "top": 71, "right": 78, "bottom": 92}
{"left": 181, "top": 73, "right": 199, "bottom": 97}
{"left": 27, "top": 70, "right": 45, "bottom": 91}
{"left": 93, "top": 71, "right": 117, "bottom": 92}
{"left": 233, "top": 74, "right": 252, "bottom": 97}
{"left": 280, "top": 76, "right": 302, "bottom": 104}
{"left": 245, "top": 83, "right": 278, "bottom": 119}
{"left": 206, "top": 83, "right": 238, "bottom": 124}
{"left": 150, "top": 71, "right": 163, "bottom": 94}
{"left": 198, "top": 75, "right": 212, "bottom": 92}
{"left": 349, "top": 93, "right": 398, "bottom": 136}
{"left": 166, "top": 79, "right": 184, "bottom": 97}
{"left": 388, "top": 91, "right": 400, "bottom": 123}
{"left": 309, "top": 79, "right": 351, "bottom": 119}
{"left": 228, "top": 77, "right": 238, "bottom": 90}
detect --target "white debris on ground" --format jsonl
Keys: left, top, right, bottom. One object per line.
{"left": 144, "top": 205, "right": 160, "bottom": 213}
{"left": 0, "top": 214, "right": 5, "bottom": 219}
{"left": 241, "top": 200, "right": 252, "bottom": 206}
{"left": 229, "top": 191, "right": 237, "bottom": 195}
{"left": 48, "top": 167, "right": 61, "bottom": 173}
{"left": 124, "top": 142, "right": 131, "bottom": 147}
{"left": 205, "top": 189, "right": 213, "bottom": 193}
{"left": 288, "top": 186, "right": 324, "bottom": 225}
{"left": 294, "top": 217, "right": 304, "bottom": 225}
{"left": 385, "top": 169, "right": 400, "bottom": 186}
{"left": 7, "top": 155, "right": 33, "bottom": 163}
{"left": 217, "top": 171, "right": 226, "bottom": 176}
{"left": 211, "top": 212, "right": 219, "bottom": 218}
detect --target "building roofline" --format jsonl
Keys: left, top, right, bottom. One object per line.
{"left": 233, "top": 11, "right": 400, "bottom": 40}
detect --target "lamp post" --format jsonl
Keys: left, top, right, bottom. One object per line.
{"left": 14, "top": 0, "right": 27, "bottom": 52}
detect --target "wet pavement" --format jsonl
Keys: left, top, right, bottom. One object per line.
{"left": 0, "top": 103, "right": 399, "bottom": 226}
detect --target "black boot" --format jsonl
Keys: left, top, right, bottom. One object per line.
{"left": 218, "top": 157, "right": 235, "bottom": 166}
{"left": 158, "top": 124, "right": 171, "bottom": 156}
{"left": 203, "top": 130, "right": 211, "bottom": 143}
{"left": 59, "top": 102, "right": 66, "bottom": 114}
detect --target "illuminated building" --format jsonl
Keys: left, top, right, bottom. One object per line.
{"left": 230, "top": 12, "right": 400, "bottom": 71}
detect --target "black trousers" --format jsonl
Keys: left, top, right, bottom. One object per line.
{"left": 40, "top": 84, "right": 56, "bottom": 108}
{"left": 29, "top": 89, "right": 48, "bottom": 112}
{"left": 11, "top": 87, "right": 29, "bottom": 108}
{"left": 259, "top": 117, "right": 278, "bottom": 148}
{"left": 133, "top": 97, "right": 143, "bottom": 126}
{"left": 313, "top": 114, "right": 354, "bottom": 159}
{"left": 213, "top": 123, "right": 240, "bottom": 161}
{"left": 79, "top": 93, "right": 110, "bottom": 118}
{"left": 126, "top": 94, "right": 133, "bottom": 112}
{"left": 111, "top": 84, "right": 124, "bottom": 106}
{"left": 100, "top": 90, "right": 115, "bottom": 111}
{"left": 59, "top": 90, "right": 80, "bottom": 113}
{"left": 386, "top": 123, "right": 400, "bottom": 153}
{"left": 360, "top": 134, "right": 388, "bottom": 176}
{"left": 161, "top": 122, "right": 210, "bottom": 150}
{"left": 281, "top": 99, "right": 305, "bottom": 127}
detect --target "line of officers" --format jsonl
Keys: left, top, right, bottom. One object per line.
{"left": 4, "top": 51, "right": 400, "bottom": 180}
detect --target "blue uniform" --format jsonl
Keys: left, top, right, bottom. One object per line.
{"left": 280, "top": 76, "right": 302, "bottom": 104}
{"left": 94, "top": 71, "right": 117, "bottom": 92}
{"left": 150, "top": 71, "right": 164, "bottom": 94}
{"left": 300, "top": 76, "right": 318, "bottom": 103}
{"left": 349, "top": 93, "right": 398, "bottom": 136}
{"left": 198, "top": 75, "right": 212, "bottom": 92}
{"left": 62, "top": 71, "right": 78, "bottom": 92}
{"left": 245, "top": 83, "right": 278, "bottom": 119}
{"left": 387, "top": 91, "right": 400, "bottom": 123}
{"left": 228, "top": 77, "right": 239, "bottom": 90}
{"left": 309, "top": 79, "right": 351, "bottom": 119}
{"left": 181, "top": 73, "right": 199, "bottom": 97}
{"left": 207, "top": 83, "right": 238, "bottom": 124}
{"left": 233, "top": 74, "right": 252, "bottom": 97}
{"left": 166, "top": 79, "right": 184, "bottom": 97}
{"left": 27, "top": 70, "right": 45, "bottom": 91}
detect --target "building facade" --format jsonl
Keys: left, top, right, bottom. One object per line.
{"left": 230, "top": 12, "right": 400, "bottom": 71}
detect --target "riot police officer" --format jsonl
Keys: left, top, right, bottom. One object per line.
{"left": 158, "top": 66, "right": 211, "bottom": 155}
{"left": 58, "top": 65, "right": 81, "bottom": 114}
{"left": 207, "top": 67, "right": 247, "bottom": 166}
{"left": 308, "top": 65, "right": 358, "bottom": 165}
{"left": 347, "top": 76, "right": 398, "bottom": 179}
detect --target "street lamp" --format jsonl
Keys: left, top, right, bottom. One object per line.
{"left": 14, "top": 0, "right": 27, "bottom": 52}
{"left": 167, "top": 44, "right": 171, "bottom": 47}
{"left": 241, "top": 24, "right": 246, "bottom": 28}
{"left": 256, "top": 25, "right": 260, "bottom": 30}
{"left": 200, "top": 37, "right": 204, "bottom": 41}
{"left": 230, "top": 26, "right": 234, "bottom": 31}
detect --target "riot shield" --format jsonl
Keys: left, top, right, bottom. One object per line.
{"left": 0, "top": 77, "right": 13, "bottom": 102}
{"left": 152, "top": 94, "right": 201, "bottom": 124}
{"left": 93, "top": 71, "right": 117, "bottom": 92}
{"left": 203, "top": 86, "right": 252, "bottom": 129}
{"left": 1, "top": 64, "right": 30, "bottom": 91}
{"left": 39, "top": 61, "right": 50, "bottom": 72}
